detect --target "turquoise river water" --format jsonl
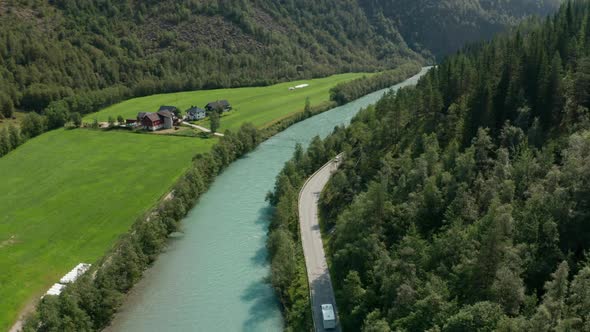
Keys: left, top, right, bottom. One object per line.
{"left": 107, "top": 68, "right": 430, "bottom": 332}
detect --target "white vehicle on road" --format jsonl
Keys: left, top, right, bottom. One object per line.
{"left": 321, "top": 304, "right": 337, "bottom": 330}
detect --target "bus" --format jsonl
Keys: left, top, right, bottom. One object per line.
{"left": 321, "top": 304, "right": 336, "bottom": 330}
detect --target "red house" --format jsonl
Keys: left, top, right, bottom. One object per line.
{"left": 141, "top": 113, "right": 163, "bottom": 131}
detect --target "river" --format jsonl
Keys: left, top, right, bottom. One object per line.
{"left": 107, "top": 67, "right": 430, "bottom": 332}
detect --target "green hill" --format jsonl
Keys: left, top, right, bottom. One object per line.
{"left": 0, "top": 0, "right": 560, "bottom": 119}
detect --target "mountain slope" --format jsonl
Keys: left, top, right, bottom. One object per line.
{"left": 0, "top": 0, "right": 561, "bottom": 119}
{"left": 310, "top": 1, "right": 590, "bottom": 330}
{"left": 0, "top": 0, "right": 419, "bottom": 115}
{"left": 268, "top": 0, "right": 590, "bottom": 331}
{"left": 359, "top": 0, "right": 562, "bottom": 57}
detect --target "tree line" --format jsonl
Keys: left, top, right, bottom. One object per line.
{"left": 269, "top": 1, "right": 590, "bottom": 331}
{"left": 329, "top": 62, "right": 422, "bottom": 105}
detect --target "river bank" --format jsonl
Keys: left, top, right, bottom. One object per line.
{"left": 106, "top": 68, "right": 430, "bottom": 331}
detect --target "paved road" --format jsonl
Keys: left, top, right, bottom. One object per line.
{"left": 299, "top": 155, "right": 343, "bottom": 332}
{"left": 181, "top": 121, "right": 225, "bottom": 137}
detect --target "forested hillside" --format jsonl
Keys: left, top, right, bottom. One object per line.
{"left": 0, "top": 0, "right": 561, "bottom": 122}
{"left": 360, "top": 0, "right": 561, "bottom": 57}
{"left": 0, "top": 0, "right": 419, "bottom": 118}
{"left": 269, "top": 1, "right": 590, "bottom": 331}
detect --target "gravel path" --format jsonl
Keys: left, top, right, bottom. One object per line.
{"left": 182, "top": 121, "right": 224, "bottom": 137}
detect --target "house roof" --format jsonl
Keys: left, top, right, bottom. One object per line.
{"left": 137, "top": 112, "right": 147, "bottom": 119}
{"left": 144, "top": 113, "right": 161, "bottom": 122}
{"left": 157, "top": 110, "right": 174, "bottom": 118}
{"left": 205, "top": 102, "right": 218, "bottom": 109}
{"left": 206, "top": 100, "right": 231, "bottom": 110}
{"left": 158, "top": 106, "right": 177, "bottom": 112}
{"left": 188, "top": 107, "right": 205, "bottom": 114}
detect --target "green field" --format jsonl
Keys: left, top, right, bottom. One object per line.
{"left": 85, "top": 73, "right": 371, "bottom": 132}
{"left": 0, "top": 129, "right": 215, "bottom": 330}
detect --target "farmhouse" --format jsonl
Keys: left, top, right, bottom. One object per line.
{"left": 205, "top": 100, "right": 232, "bottom": 113}
{"left": 140, "top": 113, "right": 163, "bottom": 131}
{"left": 137, "top": 109, "right": 176, "bottom": 131}
{"left": 157, "top": 110, "right": 175, "bottom": 129}
{"left": 186, "top": 106, "right": 206, "bottom": 121}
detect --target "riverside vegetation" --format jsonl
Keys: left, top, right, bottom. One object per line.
{"left": 269, "top": 1, "right": 590, "bottom": 331}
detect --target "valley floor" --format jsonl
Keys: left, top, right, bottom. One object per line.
{"left": 0, "top": 72, "right": 371, "bottom": 330}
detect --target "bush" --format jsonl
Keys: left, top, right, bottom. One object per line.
{"left": 21, "top": 112, "right": 47, "bottom": 138}
{"left": 0, "top": 92, "right": 14, "bottom": 118}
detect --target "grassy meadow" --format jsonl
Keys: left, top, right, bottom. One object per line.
{"left": 85, "top": 72, "right": 372, "bottom": 132}
{"left": 0, "top": 129, "right": 215, "bottom": 330}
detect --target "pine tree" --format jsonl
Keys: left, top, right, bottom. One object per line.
{"left": 209, "top": 111, "right": 220, "bottom": 134}
{"left": 491, "top": 266, "right": 525, "bottom": 315}
{"left": 530, "top": 261, "right": 570, "bottom": 330}
{"left": 0, "top": 92, "right": 14, "bottom": 118}
{"left": 567, "top": 266, "right": 590, "bottom": 328}
{"left": 473, "top": 203, "right": 514, "bottom": 297}
{"left": 340, "top": 270, "right": 367, "bottom": 329}
{"left": 70, "top": 112, "right": 82, "bottom": 127}
{"left": 544, "top": 52, "right": 564, "bottom": 129}
{"left": 304, "top": 97, "right": 312, "bottom": 117}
